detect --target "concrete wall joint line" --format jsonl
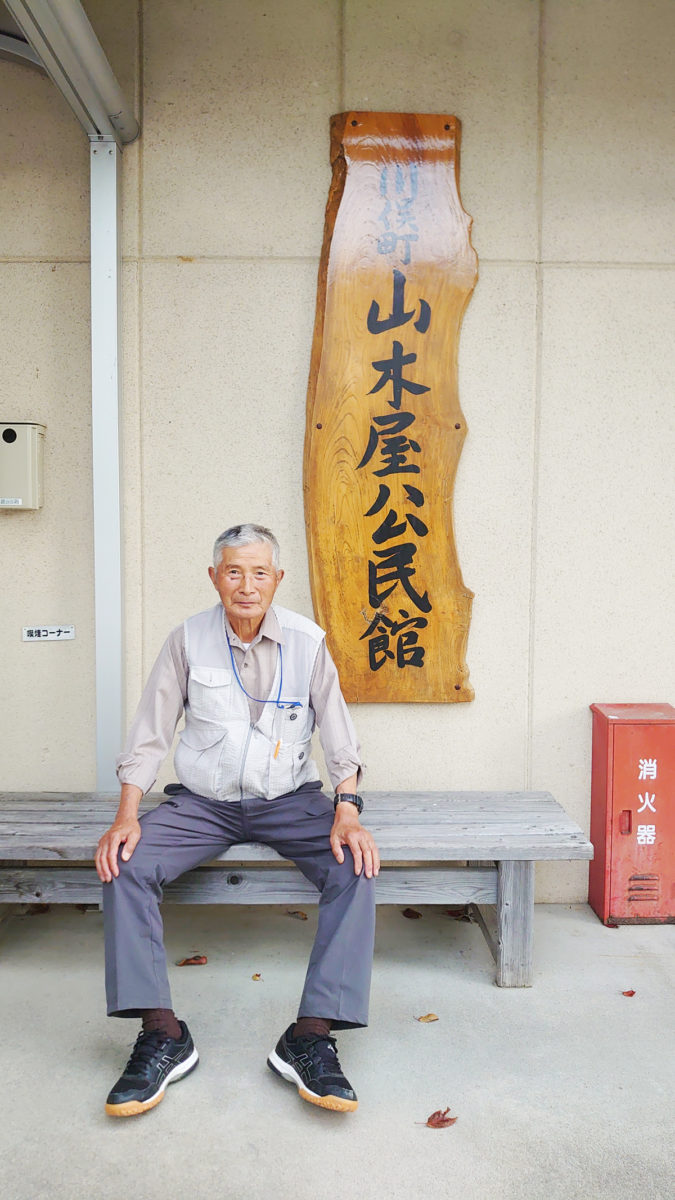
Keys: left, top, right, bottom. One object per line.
{"left": 138, "top": 0, "right": 147, "bottom": 693}
{"left": 525, "top": 0, "right": 547, "bottom": 790}
{"left": 539, "top": 261, "right": 675, "bottom": 271}
{"left": 0, "top": 257, "right": 90, "bottom": 265}
{"left": 137, "top": 0, "right": 144, "bottom": 259}
{"left": 138, "top": 263, "right": 147, "bottom": 691}
{"left": 5, "top": 258, "right": 673, "bottom": 269}
{"left": 338, "top": 0, "right": 345, "bottom": 111}
{"left": 116, "top": 255, "right": 322, "bottom": 265}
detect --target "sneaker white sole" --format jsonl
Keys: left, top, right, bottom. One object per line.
{"left": 105, "top": 1047, "right": 199, "bottom": 1118}
{"left": 267, "top": 1048, "right": 358, "bottom": 1112}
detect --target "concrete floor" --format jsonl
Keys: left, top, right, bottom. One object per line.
{"left": 0, "top": 901, "right": 673, "bottom": 1200}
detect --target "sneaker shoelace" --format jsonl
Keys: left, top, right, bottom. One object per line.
{"left": 124, "top": 1029, "right": 173, "bottom": 1079}
{"left": 302, "top": 1035, "right": 344, "bottom": 1077}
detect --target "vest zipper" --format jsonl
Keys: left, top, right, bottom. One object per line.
{"left": 238, "top": 723, "right": 254, "bottom": 801}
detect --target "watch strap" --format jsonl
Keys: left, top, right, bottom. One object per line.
{"left": 333, "top": 792, "right": 364, "bottom": 814}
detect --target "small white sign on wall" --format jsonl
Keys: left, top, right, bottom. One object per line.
{"left": 23, "top": 625, "right": 75, "bottom": 641}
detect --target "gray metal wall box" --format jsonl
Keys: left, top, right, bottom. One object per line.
{"left": 0, "top": 423, "right": 46, "bottom": 510}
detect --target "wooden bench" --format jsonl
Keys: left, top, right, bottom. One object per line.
{"left": 0, "top": 791, "right": 593, "bottom": 987}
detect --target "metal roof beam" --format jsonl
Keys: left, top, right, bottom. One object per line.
{"left": 4, "top": 0, "right": 139, "bottom": 144}
{"left": 0, "top": 30, "right": 45, "bottom": 68}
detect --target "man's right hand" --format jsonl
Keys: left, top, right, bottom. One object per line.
{"left": 95, "top": 817, "right": 142, "bottom": 882}
{"left": 95, "top": 784, "right": 144, "bottom": 882}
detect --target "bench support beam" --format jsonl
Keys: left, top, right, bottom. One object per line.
{"left": 0, "top": 865, "right": 498, "bottom": 907}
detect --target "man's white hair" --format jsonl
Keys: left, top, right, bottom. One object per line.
{"left": 212, "top": 524, "right": 280, "bottom": 570}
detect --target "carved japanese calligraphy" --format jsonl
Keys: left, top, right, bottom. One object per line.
{"left": 304, "top": 112, "right": 477, "bottom": 702}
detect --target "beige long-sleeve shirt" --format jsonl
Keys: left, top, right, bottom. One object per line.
{"left": 116, "top": 605, "right": 363, "bottom": 796}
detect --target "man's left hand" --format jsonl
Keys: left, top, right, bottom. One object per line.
{"left": 330, "top": 805, "right": 380, "bottom": 878}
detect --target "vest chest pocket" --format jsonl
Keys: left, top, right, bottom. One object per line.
{"left": 274, "top": 701, "right": 315, "bottom": 744}
{"left": 186, "top": 666, "right": 234, "bottom": 722}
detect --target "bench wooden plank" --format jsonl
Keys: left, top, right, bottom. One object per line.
{"left": 0, "top": 793, "right": 593, "bottom": 862}
{"left": 0, "top": 836, "right": 591, "bottom": 861}
{"left": 0, "top": 865, "right": 498, "bottom": 906}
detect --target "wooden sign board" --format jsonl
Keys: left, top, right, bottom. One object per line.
{"left": 304, "top": 112, "right": 477, "bottom": 703}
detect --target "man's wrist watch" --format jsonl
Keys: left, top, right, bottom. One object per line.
{"left": 333, "top": 792, "right": 364, "bottom": 814}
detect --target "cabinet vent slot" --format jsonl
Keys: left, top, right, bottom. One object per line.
{"left": 627, "top": 873, "right": 660, "bottom": 902}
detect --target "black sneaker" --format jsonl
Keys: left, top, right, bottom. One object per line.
{"left": 105, "top": 1021, "right": 199, "bottom": 1117}
{"left": 267, "top": 1024, "right": 358, "bottom": 1112}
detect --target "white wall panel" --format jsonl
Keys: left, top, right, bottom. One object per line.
{"left": 0, "top": 264, "right": 95, "bottom": 789}
{"left": 358, "top": 263, "right": 537, "bottom": 792}
{"left": 542, "top": 0, "right": 675, "bottom": 263}
{"left": 345, "top": 0, "right": 540, "bottom": 262}
{"left": 531, "top": 266, "right": 675, "bottom": 898}
{"left": 141, "top": 0, "right": 341, "bottom": 259}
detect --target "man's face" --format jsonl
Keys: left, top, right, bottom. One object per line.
{"left": 208, "top": 541, "right": 283, "bottom": 637}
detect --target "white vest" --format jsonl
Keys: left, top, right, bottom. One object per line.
{"left": 174, "top": 603, "right": 324, "bottom": 802}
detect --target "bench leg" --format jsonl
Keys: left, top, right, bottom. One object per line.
{"left": 496, "top": 860, "right": 534, "bottom": 987}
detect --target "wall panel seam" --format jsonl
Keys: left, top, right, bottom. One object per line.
{"left": 122, "top": 255, "right": 323, "bottom": 265}
{"left": 139, "top": 0, "right": 147, "bottom": 689}
{"left": 339, "top": 0, "right": 345, "bottom": 110}
{"left": 0, "top": 258, "right": 90, "bottom": 265}
{"left": 526, "top": 0, "right": 547, "bottom": 789}
{"left": 4, "top": 258, "right": 673, "bottom": 269}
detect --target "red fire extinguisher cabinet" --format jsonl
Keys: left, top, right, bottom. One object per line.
{"left": 589, "top": 703, "right": 675, "bottom": 925}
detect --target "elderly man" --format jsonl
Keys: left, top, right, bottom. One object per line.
{"left": 96, "top": 523, "right": 379, "bottom": 1118}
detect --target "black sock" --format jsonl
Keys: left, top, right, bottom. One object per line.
{"left": 140, "top": 1008, "right": 182, "bottom": 1039}
{"left": 293, "top": 1017, "right": 332, "bottom": 1040}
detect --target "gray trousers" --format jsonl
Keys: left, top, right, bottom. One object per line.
{"left": 103, "top": 783, "right": 376, "bottom": 1029}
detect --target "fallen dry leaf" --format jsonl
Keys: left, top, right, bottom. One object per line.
{"left": 287, "top": 910, "right": 308, "bottom": 920}
{"left": 622, "top": 989, "right": 636, "bottom": 997}
{"left": 443, "top": 907, "right": 472, "bottom": 922}
{"left": 402, "top": 907, "right": 422, "bottom": 920}
{"left": 175, "top": 954, "right": 207, "bottom": 966}
{"left": 251, "top": 973, "right": 263, "bottom": 981}
{"left": 415, "top": 1013, "right": 439, "bottom": 1023}
{"left": 424, "top": 1107, "right": 458, "bottom": 1128}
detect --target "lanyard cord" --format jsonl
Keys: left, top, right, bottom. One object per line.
{"left": 225, "top": 632, "right": 301, "bottom": 710}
